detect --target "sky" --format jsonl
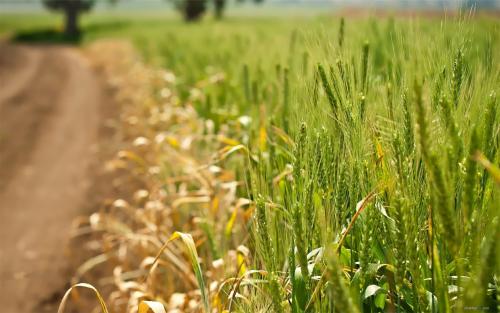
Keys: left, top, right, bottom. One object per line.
{"left": 0, "top": 0, "right": 499, "bottom": 13}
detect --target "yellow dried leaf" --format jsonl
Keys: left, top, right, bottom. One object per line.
{"left": 217, "top": 135, "right": 241, "bottom": 147}
{"left": 217, "top": 144, "right": 248, "bottom": 161}
{"left": 166, "top": 135, "right": 179, "bottom": 148}
{"left": 148, "top": 232, "right": 210, "bottom": 312}
{"left": 474, "top": 151, "right": 500, "bottom": 185}
{"left": 225, "top": 208, "right": 237, "bottom": 238}
{"left": 138, "top": 300, "right": 167, "bottom": 313}
{"left": 272, "top": 125, "right": 294, "bottom": 146}
{"left": 57, "top": 283, "right": 108, "bottom": 313}
{"left": 212, "top": 195, "right": 220, "bottom": 215}
{"left": 259, "top": 125, "right": 267, "bottom": 151}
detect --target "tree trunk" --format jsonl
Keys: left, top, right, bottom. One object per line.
{"left": 64, "top": 5, "right": 80, "bottom": 37}
{"left": 214, "top": 0, "right": 225, "bottom": 19}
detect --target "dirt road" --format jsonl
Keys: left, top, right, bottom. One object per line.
{"left": 0, "top": 43, "right": 103, "bottom": 313}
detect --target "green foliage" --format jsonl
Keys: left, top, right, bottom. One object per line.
{"left": 8, "top": 12, "right": 494, "bottom": 312}
{"left": 117, "top": 14, "right": 497, "bottom": 312}
{"left": 42, "top": 0, "right": 95, "bottom": 11}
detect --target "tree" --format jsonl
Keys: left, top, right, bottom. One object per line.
{"left": 214, "top": 0, "right": 224, "bottom": 19}
{"left": 174, "top": 0, "right": 264, "bottom": 21}
{"left": 43, "top": 0, "right": 95, "bottom": 37}
{"left": 183, "top": 0, "right": 207, "bottom": 21}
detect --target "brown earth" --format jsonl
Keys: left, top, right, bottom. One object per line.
{"left": 0, "top": 42, "right": 113, "bottom": 313}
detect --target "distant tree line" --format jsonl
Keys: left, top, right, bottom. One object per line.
{"left": 178, "top": 0, "right": 263, "bottom": 21}
{"left": 43, "top": 0, "right": 262, "bottom": 38}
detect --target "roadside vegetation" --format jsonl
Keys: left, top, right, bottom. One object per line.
{"left": 3, "top": 11, "right": 498, "bottom": 313}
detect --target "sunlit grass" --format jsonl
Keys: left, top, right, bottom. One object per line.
{"left": 3, "top": 11, "right": 496, "bottom": 313}
{"left": 85, "top": 13, "right": 498, "bottom": 312}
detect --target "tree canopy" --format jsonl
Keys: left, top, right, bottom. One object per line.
{"left": 43, "top": 0, "right": 95, "bottom": 36}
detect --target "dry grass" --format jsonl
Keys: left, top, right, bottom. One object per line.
{"left": 64, "top": 40, "right": 254, "bottom": 313}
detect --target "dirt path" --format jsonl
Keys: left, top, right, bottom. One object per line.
{"left": 0, "top": 43, "right": 103, "bottom": 313}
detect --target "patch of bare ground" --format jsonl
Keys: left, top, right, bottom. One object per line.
{"left": 0, "top": 42, "right": 123, "bottom": 313}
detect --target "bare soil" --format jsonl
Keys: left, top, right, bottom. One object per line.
{"left": 0, "top": 42, "right": 111, "bottom": 313}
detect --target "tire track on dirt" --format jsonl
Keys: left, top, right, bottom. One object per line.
{"left": 0, "top": 44, "right": 103, "bottom": 313}
{"left": 0, "top": 45, "right": 68, "bottom": 191}
{"left": 0, "top": 43, "right": 44, "bottom": 104}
